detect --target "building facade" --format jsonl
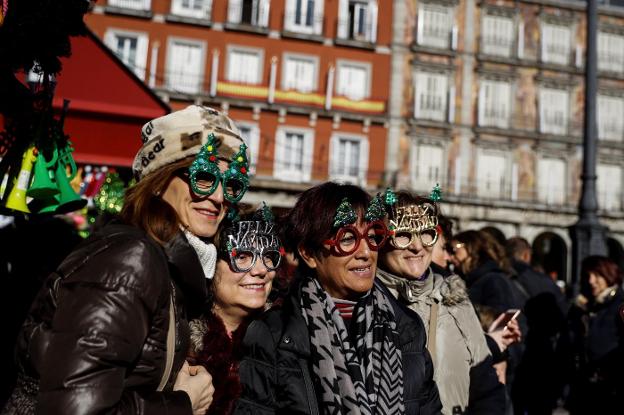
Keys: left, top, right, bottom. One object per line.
{"left": 86, "top": 0, "right": 392, "bottom": 208}
{"left": 388, "top": 0, "right": 624, "bottom": 286}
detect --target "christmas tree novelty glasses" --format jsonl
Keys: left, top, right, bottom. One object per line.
{"left": 389, "top": 202, "right": 439, "bottom": 249}
{"left": 188, "top": 133, "right": 249, "bottom": 203}
{"left": 323, "top": 221, "right": 388, "bottom": 256}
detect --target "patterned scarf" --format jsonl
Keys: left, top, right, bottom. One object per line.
{"left": 300, "top": 277, "right": 405, "bottom": 415}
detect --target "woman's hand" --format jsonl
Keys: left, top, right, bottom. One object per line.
{"left": 488, "top": 314, "right": 522, "bottom": 352}
{"left": 493, "top": 361, "right": 507, "bottom": 385}
{"left": 174, "top": 361, "right": 215, "bottom": 415}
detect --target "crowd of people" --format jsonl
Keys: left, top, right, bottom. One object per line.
{"left": 1, "top": 105, "right": 622, "bottom": 415}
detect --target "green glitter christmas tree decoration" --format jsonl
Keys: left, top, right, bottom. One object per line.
{"left": 94, "top": 172, "right": 126, "bottom": 214}
{"left": 333, "top": 197, "right": 358, "bottom": 228}
{"left": 365, "top": 193, "right": 386, "bottom": 222}
{"left": 189, "top": 133, "right": 221, "bottom": 196}
{"left": 383, "top": 188, "right": 398, "bottom": 207}
{"left": 258, "top": 201, "right": 274, "bottom": 223}
{"left": 222, "top": 142, "right": 249, "bottom": 203}
{"left": 429, "top": 183, "right": 442, "bottom": 202}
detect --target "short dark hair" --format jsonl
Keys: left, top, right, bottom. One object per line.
{"left": 506, "top": 237, "right": 531, "bottom": 261}
{"left": 281, "top": 182, "right": 371, "bottom": 264}
{"left": 582, "top": 255, "right": 623, "bottom": 287}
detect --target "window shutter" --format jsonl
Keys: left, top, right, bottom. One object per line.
{"left": 313, "top": 0, "right": 324, "bottom": 35}
{"left": 337, "top": 0, "right": 348, "bottom": 39}
{"left": 228, "top": 0, "right": 242, "bottom": 24}
{"left": 368, "top": 1, "right": 378, "bottom": 43}
{"left": 258, "top": 0, "right": 270, "bottom": 27}
{"left": 303, "top": 131, "right": 314, "bottom": 181}
{"left": 283, "top": 0, "right": 294, "bottom": 31}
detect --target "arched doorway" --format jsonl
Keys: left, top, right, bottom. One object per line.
{"left": 532, "top": 232, "right": 567, "bottom": 284}
{"left": 480, "top": 226, "right": 507, "bottom": 247}
{"left": 607, "top": 237, "right": 624, "bottom": 271}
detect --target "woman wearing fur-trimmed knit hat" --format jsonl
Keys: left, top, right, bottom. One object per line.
{"left": 5, "top": 106, "right": 250, "bottom": 415}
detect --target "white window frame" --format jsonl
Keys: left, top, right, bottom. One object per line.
{"left": 104, "top": 28, "right": 149, "bottom": 80}
{"left": 539, "top": 87, "right": 570, "bottom": 135}
{"left": 476, "top": 149, "right": 509, "bottom": 199}
{"left": 598, "top": 31, "right": 624, "bottom": 74}
{"left": 536, "top": 157, "right": 567, "bottom": 205}
{"left": 410, "top": 142, "right": 445, "bottom": 192}
{"left": 283, "top": 0, "right": 324, "bottom": 35}
{"left": 481, "top": 13, "right": 515, "bottom": 58}
{"left": 170, "top": 0, "right": 212, "bottom": 19}
{"left": 165, "top": 37, "right": 206, "bottom": 94}
{"left": 236, "top": 121, "right": 260, "bottom": 174}
{"left": 281, "top": 53, "right": 319, "bottom": 93}
{"left": 337, "top": 0, "right": 378, "bottom": 43}
{"left": 478, "top": 79, "right": 512, "bottom": 129}
{"left": 108, "top": 0, "right": 151, "bottom": 11}
{"left": 329, "top": 133, "right": 369, "bottom": 185}
{"left": 227, "top": 0, "right": 271, "bottom": 27}
{"left": 417, "top": 3, "right": 454, "bottom": 49}
{"left": 273, "top": 127, "right": 314, "bottom": 182}
{"left": 226, "top": 45, "right": 264, "bottom": 85}
{"left": 413, "top": 71, "right": 449, "bottom": 122}
{"left": 541, "top": 21, "right": 572, "bottom": 66}
{"left": 335, "top": 59, "right": 371, "bottom": 101}
{"left": 598, "top": 94, "right": 624, "bottom": 141}
{"left": 597, "top": 164, "right": 623, "bottom": 211}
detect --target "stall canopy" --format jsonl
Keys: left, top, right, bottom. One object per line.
{"left": 54, "top": 30, "right": 170, "bottom": 167}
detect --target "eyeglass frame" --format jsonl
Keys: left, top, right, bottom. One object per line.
{"left": 449, "top": 242, "right": 465, "bottom": 255}
{"left": 228, "top": 247, "right": 283, "bottom": 273}
{"left": 389, "top": 226, "right": 439, "bottom": 249}
{"left": 323, "top": 220, "right": 388, "bottom": 256}
{"left": 177, "top": 168, "right": 247, "bottom": 203}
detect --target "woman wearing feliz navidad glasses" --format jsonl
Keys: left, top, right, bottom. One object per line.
{"left": 376, "top": 190, "right": 505, "bottom": 415}
{"left": 4, "top": 106, "right": 251, "bottom": 415}
{"left": 188, "top": 204, "right": 284, "bottom": 415}
{"left": 234, "top": 182, "right": 442, "bottom": 415}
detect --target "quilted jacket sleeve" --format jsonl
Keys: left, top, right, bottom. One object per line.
{"left": 35, "top": 236, "right": 192, "bottom": 415}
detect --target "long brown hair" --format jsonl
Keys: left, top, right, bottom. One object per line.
{"left": 454, "top": 229, "right": 510, "bottom": 275}
{"left": 120, "top": 157, "right": 194, "bottom": 245}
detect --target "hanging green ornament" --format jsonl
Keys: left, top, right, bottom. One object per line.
{"left": 365, "top": 194, "right": 386, "bottom": 222}
{"left": 429, "top": 183, "right": 442, "bottom": 202}
{"left": 94, "top": 172, "right": 126, "bottom": 214}
{"left": 332, "top": 197, "right": 358, "bottom": 229}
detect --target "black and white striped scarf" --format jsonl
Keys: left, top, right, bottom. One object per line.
{"left": 300, "top": 277, "right": 405, "bottom": 415}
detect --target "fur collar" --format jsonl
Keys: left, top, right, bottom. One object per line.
{"left": 436, "top": 273, "right": 470, "bottom": 306}
{"left": 188, "top": 313, "right": 249, "bottom": 415}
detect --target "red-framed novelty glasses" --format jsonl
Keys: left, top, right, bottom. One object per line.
{"left": 323, "top": 221, "right": 388, "bottom": 256}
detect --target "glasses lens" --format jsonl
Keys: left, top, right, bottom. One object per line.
{"left": 367, "top": 223, "right": 387, "bottom": 248}
{"left": 262, "top": 250, "right": 282, "bottom": 271}
{"left": 194, "top": 171, "right": 218, "bottom": 194}
{"left": 224, "top": 178, "right": 245, "bottom": 200}
{"left": 420, "top": 228, "right": 438, "bottom": 247}
{"left": 337, "top": 229, "right": 358, "bottom": 254}
{"left": 393, "top": 231, "right": 413, "bottom": 248}
{"left": 233, "top": 250, "right": 255, "bottom": 271}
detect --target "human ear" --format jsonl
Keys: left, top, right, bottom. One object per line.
{"left": 298, "top": 244, "right": 318, "bottom": 269}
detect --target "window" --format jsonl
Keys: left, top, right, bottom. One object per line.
{"left": 417, "top": 3, "right": 453, "bottom": 49}
{"left": 598, "top": 32, "right": 624, "bottom": 74}
{"left": 537, "top": 158, "right": 566, "bottom": 205}
{"left": 541, "top": 22, "right": 571, "bottom": 65}
{"left": 274, "top": 128, "right": 314, "bottom": 182}
{"left": 411, "top": 143, "right": 444, "bottom": 191}
{"left": 330, "top": 134, "right": 369, "bottom": 184}
{"left": 597, "top": 164, "right": 622, "bottom": 211}
{"left": 336, "top": 61, "right": 370, "bottom": 101}
{"left": 477, "top": 151, "right": 507, "bottom": 199}
{"left": 337, "top": 0, "right": 378, "bottom": 43}
{"left": 478, "top": 79, "right": 511, "bottom": 128}
{"left": 104, "top": 29, "right": 149, "bottom": 80}
{"left": 284, "top": 0, "right": 324, "bottom": 35}
{"left": 227, "top": 0, "right": 270, "bottom": 27}
{"left": 282, "top": 54, "right": 318, "bottom": 93}
{"left": 236, "top": 122, "right": 260, "bottom": 173}
{"left": 108, "top": 0, "right": 151, "bottom": 11}
{"left": 414, "top": 72, "right": 448, "bottom": 121}
{"left": 226, "top": 47, "right": 263, "bottom": 84}
{"left": 598, "top": 95, "right": 624, "bottom": 141}
{"left": 166, "top": 39, "right": 205, "bottom": 94}
{"left": 170, "top": 0, "right": 211, "bottom": 19}
{"left": 481, "top": 14, "right": 514, "bottom": 57}
{"left": 539, "top": 88, "right": 569, "bottom": 135}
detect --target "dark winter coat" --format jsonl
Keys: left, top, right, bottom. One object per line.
{"left": 8, "top": 223, "right": 209, "bottom": 415}
{"left": 233, "top": 279, "right": 442, "bottom": 415}
{"left": 463, "top": 260, "right": 520, "bottom": 315}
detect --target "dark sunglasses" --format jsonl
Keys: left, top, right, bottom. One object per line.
{"left": 323, "top": 221, "right": 388, "bottom": 256}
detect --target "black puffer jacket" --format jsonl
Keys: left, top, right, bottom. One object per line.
{"left": 10, "top": 223, "right": 209, "bottom": 415}
{"left": 463, "top": 260, "right": 520, "bottom": 315}
{"left": 233, "top": 279, "right": 442, "bottom": 415}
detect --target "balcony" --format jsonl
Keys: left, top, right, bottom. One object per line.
{"left": 168, "top": 0, "right": 212, "bottom": 25}
{"left": 335, "top": 2, "right": 377, "bottom": 47}
{"left": 105, "top": 0, "right": 152, "bottom": 18}
{"left": 225, "top": 0, "right": 270, "bottom": 33}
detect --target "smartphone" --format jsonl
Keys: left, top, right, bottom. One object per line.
{"left": 492, "top": 309, "right": 521, "bottom": 331}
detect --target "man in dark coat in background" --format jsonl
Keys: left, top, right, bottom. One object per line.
{"left": 506, "top": 237, "right": 571, "bottom": 415}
